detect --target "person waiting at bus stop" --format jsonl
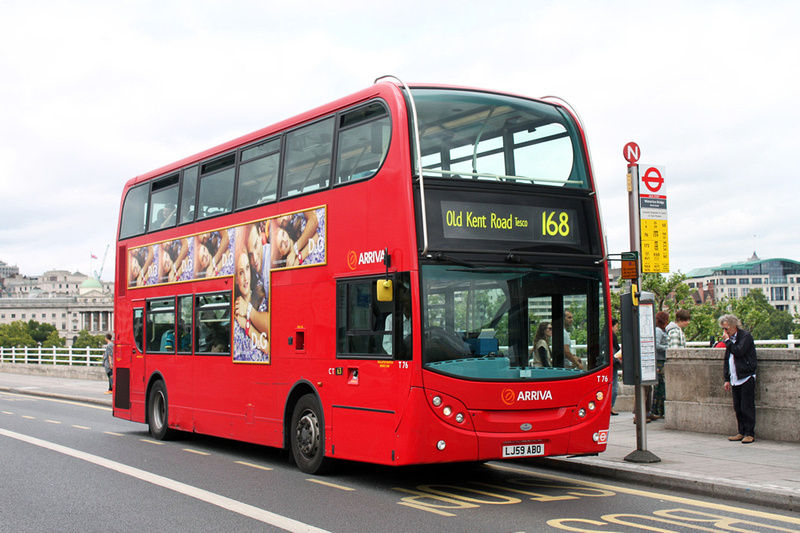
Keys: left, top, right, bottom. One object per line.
{"left": 719, "top": 314, "right": 757, "bottom": 444}
{"left": 102, "top": 333, "right": 113, "bottom": 394}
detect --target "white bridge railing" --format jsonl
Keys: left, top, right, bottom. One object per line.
{"left": 687, "top": 334, "right": 798, "bottom": 349}
{"left": 0, "top": 346, "right": 105, "bottom": 366}
{"left": 1, "top": 334, "right": 796, "bottom": 368}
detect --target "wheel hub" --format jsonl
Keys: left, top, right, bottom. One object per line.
{"left": 296, "top": 412, "right": 319, "bottom": 457}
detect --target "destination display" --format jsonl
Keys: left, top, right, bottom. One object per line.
{"left": 441, "top": 200, "right": 580, "bottom": 245}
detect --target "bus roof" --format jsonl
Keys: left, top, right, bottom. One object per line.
{"left": 124, "top": 80, "right": 576, "bottom": 191}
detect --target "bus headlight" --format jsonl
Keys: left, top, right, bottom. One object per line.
{"left": 455, "top": 413, "right": 464, "bottom": 423}
{"left": 443, "top": 406, "right": 452, "bottom": 416}
{"left": 437, "top": 440, "right": 446, "bottom": 450}
{"left": 578, "top": 408, "right": 586, "bottom": 418}
{"left": 432, "top": 396, "right": 442, "bottom": 407}
{"left": 588, "top": 401, "right": 596, "bottom": 411}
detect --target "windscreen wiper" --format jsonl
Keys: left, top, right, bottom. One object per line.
{"left": 433, "top": 253, "right": 478, "bottom": 268}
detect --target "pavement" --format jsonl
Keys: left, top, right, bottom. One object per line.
{"left": 1, "top": 371, "right": 798, "bottom": 512}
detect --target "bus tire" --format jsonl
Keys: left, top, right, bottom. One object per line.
{"left": 147, "top": 380, "right": 173, "bottom": 440}
{"left": 291, "top": 394, "right": 331, "bottom": 474}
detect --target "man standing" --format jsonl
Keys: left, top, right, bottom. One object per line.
{"left": 563, "top": 311, "right": 584, "bottom": 370}
{"left": 665, "top": 309, "right": 690, "bottom": 349}
{"left": 719, "top": 314, "right": 757, "bottom": 444}
{"left": 103, "top": 333, "right": 114, "bottom": 395}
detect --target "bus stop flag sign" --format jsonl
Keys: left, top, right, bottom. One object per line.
{"left": 623, "top": 142, "right": 640, "bottom": 164}
{"left": 638, "top": 165, "right": 669, "bottom": 273}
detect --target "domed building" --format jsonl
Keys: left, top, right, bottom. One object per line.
{"left": 0, "top": 269, "right": 114, "bottom": 346}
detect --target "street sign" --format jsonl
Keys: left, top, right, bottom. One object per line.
{"left": 641, "top": 166, "right": 663, "bottom": 193}
{"left": 623, "top": 142, "right": 640, "bottom": 164}
{"left": 638, "top": 164, "right": 669, "bottom": 273}
{"left": 621, "top": 251, "right": 638, "bottom": 279}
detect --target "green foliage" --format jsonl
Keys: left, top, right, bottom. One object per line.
{"left": 569, "top": 303, "right": 587, "bottom": 345}
{"left": 614, "top": 276, "right": 795, "bottom": 344}
{"left": 0, "top": 321, "right": 37, "bottom": 348}
{"left": 0, "top": 320, "right": 67, "bottom": 349}
{"left": 683, "top": 301, "right": 721, "bottom": 345}
{"left": 26, "top": 320, "right": 59, "bottom": 344}
{"left": 42, "top": 330, "right": 65, "bottom": 348}
{"left": 72, "top": 329, "right": 106, "bottom": 349}
{"left": 641, "top": 272, "right": 691, "bottom": 312}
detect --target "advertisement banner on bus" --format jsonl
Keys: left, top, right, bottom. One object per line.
{"left": 126, "top": 206, "right": 326, "bottom": 364}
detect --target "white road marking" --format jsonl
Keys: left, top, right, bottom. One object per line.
{"left": 0, "top": 427, "right": 330, "bottom": 533}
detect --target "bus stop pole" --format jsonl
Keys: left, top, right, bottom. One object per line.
{"left": 625, "top": 163, "right": 660, "bottom": 463}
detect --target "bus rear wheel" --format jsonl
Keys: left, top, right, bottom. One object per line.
{"left": 291, "top": 394, "right": 331, "bottom": 474}
{"left": 148, "top": 380, "right": 173, "bottom": 440}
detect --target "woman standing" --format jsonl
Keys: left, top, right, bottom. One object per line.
{"left": 651, "top": 311, "right": 670, "bottom": 419}
{"left": 529, "top": 322, "right": 553, "bottom": 367}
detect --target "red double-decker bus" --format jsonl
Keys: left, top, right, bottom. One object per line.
{"left": 112, "top": 77, "right": 613, "bottom": 473}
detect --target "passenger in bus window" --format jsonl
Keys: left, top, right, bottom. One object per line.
{"left": 530, "top": 322, "right": 553, "bottom": 367}
{"left": 233, "top": 248, "right": 269, "bottom": 362}
{"left": 563, "top": 312, "right": 584, "bottom": 370}
{"left": 381, "top": 282, "right": 413, "bottom": 356}
{"left": 155, "top": 204, "right": 177, "bottom": 228}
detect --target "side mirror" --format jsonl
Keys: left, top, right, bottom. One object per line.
{"left": 376, "top": 279, "right": 393, "bottom": 302}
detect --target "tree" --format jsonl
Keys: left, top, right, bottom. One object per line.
{"left": 641, "top": 272, "right": 692, "bottom": 313}
{"left": 42, "top": 330, "right": 65, "bottom": 348}
{"left": 26, "top": 320, "right": 59, "bottom": 345}
{"left": 726, "top": 289, "right": 771, "bottom": 334}
{"left": 0, "top": 321, "right": 37, "bottom": 348}
{"left": 683, "top": 300, "right": 722, "bottom": 345}
{"left": 72, "top": 330, "right": 105, "bottom": 349}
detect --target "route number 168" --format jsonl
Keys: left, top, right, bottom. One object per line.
{"left": 542, "top": 211, "right": 571, "bottom": 237}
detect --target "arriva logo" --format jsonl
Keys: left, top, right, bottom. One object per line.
{"left": 501, "top": 388, "right": 553, "bottom": 405}
{"left": 347, "top": 251, "right": 359, "bottom": 270}
{"left": 347, "top": 249, "right": 385, "bottom": 270}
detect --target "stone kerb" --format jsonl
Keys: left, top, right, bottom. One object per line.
{"left": 0, "top": 362, "right": 106, "bottom": 381}
{"left": 665, "top": 347, "right": 800, "bottom": 442}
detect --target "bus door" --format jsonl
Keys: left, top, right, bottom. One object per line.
{"left": 117, "top": 304, "right": 144, "bottom": 417}
{"left": 191, "top": 292, "right": 233, "bottom": 434}
{"left": 333, "top": 274, "right": 414, "bottom": 461}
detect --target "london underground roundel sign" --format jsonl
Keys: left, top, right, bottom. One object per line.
{"left": 641, "top": 166, "right": 664, "bottom": 194}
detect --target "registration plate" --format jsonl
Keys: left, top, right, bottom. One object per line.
{"left": 502, "top": 443, "right": 545, "bottom": 458}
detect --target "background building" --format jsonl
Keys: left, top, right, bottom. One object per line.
{"left": 685, "top": 253, "right": 800, "bottom": 314}
{"left": 0, "top": 266, "right": 113, "bottom": 346}
{"left": 0, "top": 260, "right": 20, "bottom": 281}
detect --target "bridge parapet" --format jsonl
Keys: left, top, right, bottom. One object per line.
{"left": 665, "top": 347, "right": 800, "bottom": 442}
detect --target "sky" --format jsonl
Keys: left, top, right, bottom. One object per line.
{"left": 1, "top": 0, "right": 798, "bottom": 281}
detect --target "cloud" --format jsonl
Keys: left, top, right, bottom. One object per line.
{"left": 1, "top": 0, "right": 799, "bottom": 278}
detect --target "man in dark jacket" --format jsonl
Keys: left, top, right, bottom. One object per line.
{"left": 718, "top": 314, "right": 757, "bottom": 443}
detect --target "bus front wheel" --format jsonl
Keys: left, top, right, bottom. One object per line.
{"left": 291, "top": 394, "right": 331, "bottom": 474}
{"left": 148, "top": 380, "right": 173, "bottom": 440}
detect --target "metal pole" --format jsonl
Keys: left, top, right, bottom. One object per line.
{"left": 625, "top": 163, "right": 660, "bottom": 463}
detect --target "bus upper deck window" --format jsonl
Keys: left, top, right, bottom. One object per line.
{"left": 179, "top": 166, "right": 198, "bottom": 224}
{"left": 197, "top": 154, "right": 235, "bottom": 220}
{"left": 148, "top": 174, "right": 180, "bottom": 232}
{"left": 281, "top": 117, "right": 334, "bottom": 198}
{"left": 237, "top": 138, "right": 280, "bottom": 210}
{"left": 335, "top": 102, "right": 391, "bottom": 184}
{"left": 119, "top": 183, "right": 149, "bottom": 239}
